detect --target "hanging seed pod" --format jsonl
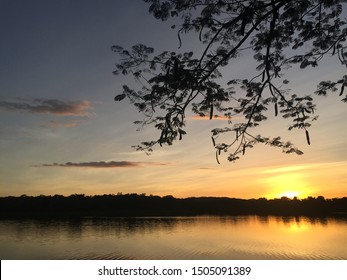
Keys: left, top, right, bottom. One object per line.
{"left": 177, "top": 30, "right": 182, "bottom": 49}
{"left": 216, "top": 150, "right": 220, "bottom": 164}
{"left": 199, "top": 24, "right": 204, "bottom": 41}
{"left": 209, "top": 104, "right": 214, "bottom": 120}
{"left": 274, "top": 102, "right": 278, "bottom": 116}
{"left": 339, "top": 84, "right": 344, "bottom": 96}
{"left": 305, "top": 130, "right": 311, "bottom": 145}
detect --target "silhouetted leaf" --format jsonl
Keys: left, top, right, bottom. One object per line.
{"left": 114, "top": 94, "right": 126, "bottom": 102}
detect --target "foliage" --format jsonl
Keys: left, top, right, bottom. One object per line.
{"left": 113, "top": 0, "right": 347, "bottom": 163}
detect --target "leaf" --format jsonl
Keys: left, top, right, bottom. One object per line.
{"left": 114, "top": 94, "right": 126, "bottom": 102}
{"left": 178, "top": 129, "right": 186, "bottom": 141}
{"left": 111, "top": 45, "right": 123, "bottom": 52}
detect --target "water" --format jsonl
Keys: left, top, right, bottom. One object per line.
{"left": 1, "top": 216, "right": 346, "bottom": 259}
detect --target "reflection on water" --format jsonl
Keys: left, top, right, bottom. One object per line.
{"left": 0, "top": 216, "right": 346, "bottom": 259}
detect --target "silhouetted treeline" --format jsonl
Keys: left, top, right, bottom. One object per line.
{"left": 0, "top": 194, "right": 347, "bottom": 218}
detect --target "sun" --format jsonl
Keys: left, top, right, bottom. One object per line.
{"left": 278, "top": 191, "right": 298, "bottom": 199}
{"left": 263, "top": 172, "right": 311, "bottom": 199}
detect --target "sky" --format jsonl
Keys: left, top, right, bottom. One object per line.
{"left": 0, "top": 0, "right": 346, "bottom": 199}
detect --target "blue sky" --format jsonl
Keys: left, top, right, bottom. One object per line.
{"left": 0, "top": 0, "right": 346, "bottom": 198}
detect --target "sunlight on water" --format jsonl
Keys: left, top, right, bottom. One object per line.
{"left": 0, "top": 216, "right": 346, "bottom": 259}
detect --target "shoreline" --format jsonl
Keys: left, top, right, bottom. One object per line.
{"left": 1, "top": 194, "right": 347, "bottom": 219}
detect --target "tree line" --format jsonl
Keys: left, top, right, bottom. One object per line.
{"left": 1, "top": 193, "right": 346, "bottom": 218}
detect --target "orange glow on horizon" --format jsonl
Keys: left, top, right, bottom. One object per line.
{"left": 262, "top": 171, "right": 312, "bottom": 199}
{"left": 258, "top": 162, "right": 347, "bottom": 199}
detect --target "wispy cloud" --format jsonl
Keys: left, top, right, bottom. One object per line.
{"left": 259, "top": 165, "right": 310, "bottom": 174}
{"left": 198, "top": 167, "right": 217, "bottom": 170}
{"left": 0, "top": 98, "right": 93, "bottom": 116}
{"left": 40, "top": 120, "right": 85, "bottom": 129}
{"left": 259, "top": 161, "right": 347, "bottom": 174}
{"left": 33, "top": 160, "right": 170, "bottom": 168}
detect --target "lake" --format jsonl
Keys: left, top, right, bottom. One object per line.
{"left": 0, "top": 215, "right": 346, "bottom": 259}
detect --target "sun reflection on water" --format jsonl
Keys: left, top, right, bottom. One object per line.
{"left": 1, "top": 216, "right": 346, "bottom": 259}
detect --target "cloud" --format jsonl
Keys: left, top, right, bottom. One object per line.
{"left": 259, "top": 161, "right": 347, "bottom": 174}
{"left": 198, "top": 167, "right": 217, "bottom": 170}
{"left": 0, "top": 98, "right": 93, "bottom": 116}
{"left": 33, "top": 160, "right": 170, "bottom": 168}
{"left": 259, "top": 165, "right": 310, "bottom": 174}
{"left": 40, "top": 120, "right": 85, "bottom": 129}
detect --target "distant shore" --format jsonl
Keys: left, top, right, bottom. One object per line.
{"left": 1, "top": 193, "right": 347, "bottom": 218}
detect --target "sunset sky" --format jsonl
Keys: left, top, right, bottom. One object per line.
{"left": 1, "top": 0, "right": 346, "bottom": 199}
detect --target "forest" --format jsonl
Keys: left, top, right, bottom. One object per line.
{"left": 1, "top": 193, "right": 347, "bottom": 218}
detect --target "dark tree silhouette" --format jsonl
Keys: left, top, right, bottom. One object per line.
{"left": 1, "top": 194, "right": 347, "bottom": 218}
{"left": 113, "top": 0, "right": 347, "bottom": 163}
